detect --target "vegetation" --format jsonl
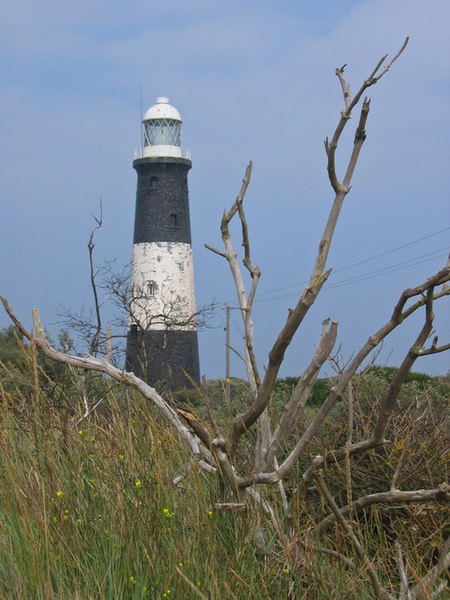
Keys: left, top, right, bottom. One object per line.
{"left": 0, "top": 334, "right": 448, "bottom": 598}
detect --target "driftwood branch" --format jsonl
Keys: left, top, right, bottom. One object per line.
{"left": 205, "top": 161, "right": 261, "bottom": 394}
{"left": 205, "top": 161, "right": 273, "bottom": 471}
{"left": 265, "top": 318, "right": 338, "bottom": 466}
{"left": 87, "top": 200, "right": 103, "bottom": 356}
{"left": 0, "top": 296, "right": 205, "bottom": 459}
{"left": 373, "top": 286, "right": 435, "bottom": 443}
{"left": 232, "top": 264, "right": 450, "bottom": 489}
{"left": 1, "top": 296, "right": 262, "bottom": 501}
{"left": 316, "top": 486, "right": 450, "bottom": 535}
{"left": 228, "top": 41, "right": 409, "bottom": 454}
{"left": 291, "top": 267, "right": 449, "bottom": 483}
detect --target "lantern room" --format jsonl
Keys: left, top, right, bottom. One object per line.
{"left": 141, "top": 96, "right": 184, "bottom": 158}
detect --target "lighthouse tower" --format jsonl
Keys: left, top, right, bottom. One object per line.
{"left": 126, "top": 96, "right": 200, "bottom": 389}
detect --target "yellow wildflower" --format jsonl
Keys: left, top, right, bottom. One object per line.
{"left": 117, "top": 454, "right": 125, "bottom": 462}
{"left": 135, "top": 480, "right": 142, "bottom": 489}
{"left": 56, "top": 490, "right": 64, "bottom": 498}
{"left": 129, "top": 576, "right": 136, "bottom": 585}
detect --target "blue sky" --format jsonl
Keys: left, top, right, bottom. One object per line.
{"left": 1, "top": 0, "right": 449, "bottom": 378}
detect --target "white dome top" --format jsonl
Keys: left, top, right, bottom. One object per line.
{"left": 143, "top": 97, "right": 182, "bottom": 122}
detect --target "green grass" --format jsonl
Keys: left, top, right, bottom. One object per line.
{"left": 0, "top": 390, "right": 303, "bottom": 599}
{"left": 0, "top": 346, "right": 448, "bottom": 598}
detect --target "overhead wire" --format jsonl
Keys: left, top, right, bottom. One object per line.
{"left": 256, "top": 225, "right": 450, "bottom": 299}
{"left": 325, "top": 248, "right": 448, "bottom": 290}
{"left": 333, "top": 226, "right": 450, "bottom": 274}
{"left": 254, "top": 247, "right": 449, "bottom": 304}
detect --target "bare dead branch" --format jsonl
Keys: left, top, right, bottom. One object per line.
{"left": 327, "top": 38, "right": 408, "bottom": 195}
{"left": 373, "top": 287, "right": 435, "bottom": 443}
{"left": 205, "top": 158, "right": 273, "bottom": 497}
{"left": 228, "top": 45, "right": 410, "bottom": 453}
{"left": 175, "top": 565, "right": 209, "bottom": 600}
{"left": 296, "top": 439, "right": 379, "bottom": 492}
{"left": 204, "top": 41, "right": 413, "bottom": 464}
{"left": 314, "top": 545, "right": 355, "bottom": 569}
{"left": 316, "top": 486, "right": 450, "bottom": 536}
{"left": 221, "top": 161, "right": 254, "bottom": 232}
{"left": 391, "top": 267, "right": 449, "bottom": 321}
{"left": 74, "top": 395, "right": 106, "bottom": 428}
{"left": 228, "top": 265, "right": 450, "bottom": 490}
{"left": 396, "top": 541, "right": 411, "bottom": 600}
{"left": 229, "top": 269, "right": 330, "bottom": 451}
{"left": 371, "top": 36, "right": 409, "bottom": 84}
{"left": 0, "top": 296, "right": 205, "bottom": 458}
{"left": 410, "top": 534, "right": 450, "bottom": 600}
{"left": 349, "top": 37, "right": 409, "bottom": 113}
{"left": 279, "top": 267, "right": 449, "bottom": 480}
{"left": 177, "top": 409, "right": 213, "bottom": 449}
{"left": 203, "top": 243, "right": 227, "bottom": 259}
{"left": 418, "top": 341, "right": 450, "bottom": 356}
{"left": 87, "top": 200, "right": 103, "bottom": 356}
{"left": 336, "top": 64, "right": 351, "bottom": 109}
{"left": 265, "top": 318, "right": 338, "bottom": 465}
{"left": 342, "top": 98, "right": 370, "bottom": 189}
{"left": 391, "top": 443, "right": 408, "bottom": 492}
{"left": 315, "top": 471, "right": 394, "bottom": 600}
{"left": 213, "top": 502, "right": 247, "bottom": 512}
{"left": 205, "top": 161, "right": 261, "bottom": 395}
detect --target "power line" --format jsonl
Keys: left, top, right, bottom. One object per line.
{"left": 326, "top": 249, "right": 449, "bottom": 290}
{"left": 255, "top": 248, "right": 449, "bottom": 304}
{"left": 333, "top": 226, "right": 450, "bottom": 274}
{"left": 257, "top": 225, "right": 450, "bottom": 299}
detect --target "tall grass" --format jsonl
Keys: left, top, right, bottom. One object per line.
{"left": 0, "top": 386, "right": 305, "bottom": 598}
{"left": 0, "top": 349, "right": 447, "bottom": 598}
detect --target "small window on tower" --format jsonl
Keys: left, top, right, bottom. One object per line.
{"left": 147, "top": 280, "right": 156, "bottom": 296}
{"left": 150, "top": 176, "right": 158, "bottom": 189}
{"left": 170, "top": 213, "right": 178, "bottom": 227}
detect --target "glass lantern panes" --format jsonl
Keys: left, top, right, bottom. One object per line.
{"left": 144, "top": 119, "right": 181, "bottom": 147}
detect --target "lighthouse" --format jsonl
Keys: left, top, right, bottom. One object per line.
{"left": 126, "top": 96, "right": 200, "bottom": 389}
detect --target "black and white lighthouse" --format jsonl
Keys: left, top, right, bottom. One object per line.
{"left": 126, "top": 96, "right": 200, "bottom": 389}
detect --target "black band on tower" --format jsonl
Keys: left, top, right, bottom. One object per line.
{"left": 132, "top": 158, "right": 192, "bottom": 245}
